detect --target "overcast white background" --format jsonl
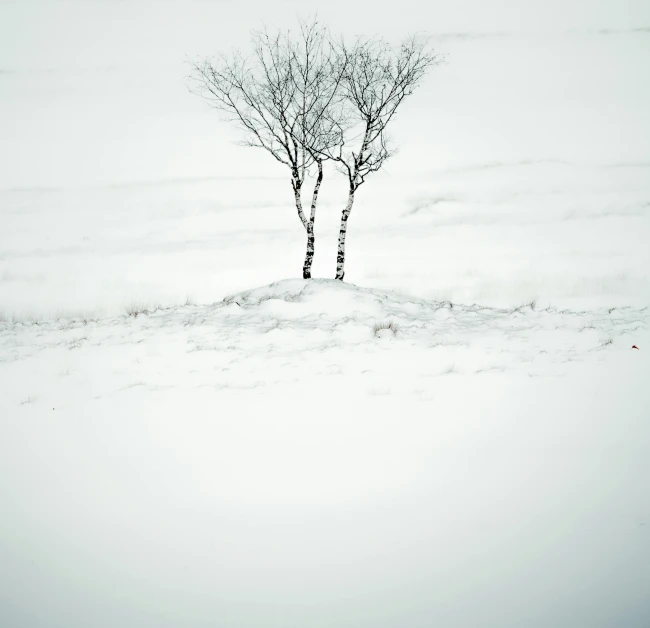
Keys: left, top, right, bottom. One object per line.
{"left": 1, "top": 2, "right": 649, "bottom": 628}
{"left": 1, "top": 0, "right": 649, "bottom": 190}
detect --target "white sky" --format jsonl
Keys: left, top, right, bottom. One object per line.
{"left": 1, "top": 0, "right": 649, "bottom": 188}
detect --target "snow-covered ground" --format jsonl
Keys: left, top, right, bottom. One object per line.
{"left": 2, "top": 279, "right": 649, "bottom": 627}
{"left": 2, "top": 1, "right": 650, "bottom": 626}
{"left": 1, "top": 279, "right": 649, "bottom": 627}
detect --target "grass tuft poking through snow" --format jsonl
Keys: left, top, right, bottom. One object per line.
{"left": 125, "top": 302, "right": 163, "bottom": 318}
{"left": 372, "top": 318, "right": 399, "bottom": 338}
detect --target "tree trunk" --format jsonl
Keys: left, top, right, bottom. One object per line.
{"left": 302, "top": 221, "right": 315, "bottom": 279}
{"left": 292, "top": 175, "right": 308, "bottom": 230}
{"left": 335, "top": 190, "right": 355, "bottom": 281}
{"left": 302, "top": 161, "right": 323, "bottom": 280}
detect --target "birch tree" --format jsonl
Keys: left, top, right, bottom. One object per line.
{"left": 189, "top": 20, "right": 345, "bottom": 279}
{"left": 328, "top": 36, "right": 441, "bottom": 281}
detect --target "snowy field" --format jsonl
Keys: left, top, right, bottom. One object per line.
{"left": 2, "top": 1, "right": 650, "bottom": 627}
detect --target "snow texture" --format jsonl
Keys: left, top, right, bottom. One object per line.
{"left": 2, "top": 1, "right": 650, "bottom": 626}
{"left": 2, "top": 279, "right": 649, "bottom": 628}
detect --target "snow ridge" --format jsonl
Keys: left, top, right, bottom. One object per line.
{"left": 1, "top": 280, "right": 646, "bottom": 382}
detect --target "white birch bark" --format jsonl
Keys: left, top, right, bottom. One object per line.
{"left": 335, "top": 132, "right": 367, "bottom": 281}
{"left": 292, "top": 171, "right": 309, "bottom": 231}
{"left": 302, "top": 161, "right": 323, "bottom": 279}
{"left": 335, "top": 189, "right": 355, "bottom": 281}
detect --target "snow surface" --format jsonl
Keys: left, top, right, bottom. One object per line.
{"left": 2, "top": 280, "right": 649, "bottom": 627}
{"left": 2, "top": 1, "right": 650, "bottom": 626}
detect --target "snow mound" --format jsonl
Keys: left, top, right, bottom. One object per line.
{"left": 2, "top": 282, "right": 650, "bottom": 628}
{"left": 2, "top": 279, "right": 646, "bottom": 385}
{"left": 216, "top": 279, "right": 646, "bottom": 369}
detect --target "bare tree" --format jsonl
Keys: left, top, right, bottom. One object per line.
{"left": 327, "top": 36, "right": 442, "bottom": 281}
{"left": 189, "top": 19, "right": 346, "bottom": 279}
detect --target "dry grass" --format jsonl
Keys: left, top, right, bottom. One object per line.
{"left": 372, "top": 319, "right": 399, "bottom": 337}
{"left": 125, "top": 302, "right": 162, "bottom": 318}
